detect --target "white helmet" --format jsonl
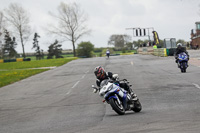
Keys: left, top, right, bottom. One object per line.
{"left": 177, "top": 43, "right": 182, "bottom": 47}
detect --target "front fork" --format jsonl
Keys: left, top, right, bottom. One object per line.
{"left": 115, "top": 94, "right": 121, "bottom": 104}
{"left": 106, "top": 93, "right": 128, "bottom": 109}
{"left": 120, "top": 93, "right": 132, "bottom": 110}
{"left": 178, "top": 61, "right": 188, "bottom": 68}
{"left": 106, "top": 89, "right": 132, "bottom": 110}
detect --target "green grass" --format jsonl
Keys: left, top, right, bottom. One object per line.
{"left": 93, "top": 52, "right": 102, "bottom": 57}
{"left": 25, "top": 50, "right": 137, "bottom": 60}
{"left": 0, "top": 57, "right": 78, "bottom": 88}
{"left": 27, "top": 54, "right": 74, "bottom": 60}
{"left": 0, "top": 69, "right": 47, "bottom": 88}
{"left": 93, "top": 50, "right": 137, "bottom": 57}
{"left": 0, "top": 57, "right": 78, "bottom": 70}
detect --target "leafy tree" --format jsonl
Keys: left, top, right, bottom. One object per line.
{"left": 108, "top": 34, "right": 131, "bottom": 49}
{"left": 94, "top": 48, "right": 103, "bottom": 53}
{"left": 159, "top": 39, "right": 164, "bottom": 48}
{"left": 3, "top": 29, "right": 17, "bottom": 58}
{"left": 48, "top": 2, "right": 91, "bottom": 57}
{"left": 176, "top": 39, "right": 186, "bottom": 45}
{"left": 32, "top": 33, "right": 43, "bottom": 60}
{"left": 126, "top": 42, "right": 133, "bottom": 50}
{"left": 54, "top": 42, "right": 63, "bottom": 58}
{"left": 47, "top": 40, "right": 63, "bottom": 59}
{"left": 47, "top": 43, "right": 54, "bottom": 59}
{"left": 133, "top": 39, "right": 144, "bottom": 47}
{"left": 77, "top": 41, "right": 94, "bottom": 58}
{"left": 4, "top": 3, "right": 31, "bottom": 58}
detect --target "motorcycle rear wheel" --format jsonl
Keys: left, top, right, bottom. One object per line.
{"left": 132, "top": 100, "right": 142, "bottom": 112}
{"left": 109, "top": 98, "right": 125, "bottom": 115}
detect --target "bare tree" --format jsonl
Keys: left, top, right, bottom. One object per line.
{"left": 0, "top": 11, "right": 4, "bottom": 31}
{"left": 48, "top": 2, "right": 91, "bottom": 57}
{"left": 4, "top": 3, "right": 31, "bottom": 58}
{"left": 0, "top": 11, "right": 6, "bottom": 58}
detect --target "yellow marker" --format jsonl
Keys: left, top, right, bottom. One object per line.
{"left": 17, "top": 58, "right": 23, "bottom": 62}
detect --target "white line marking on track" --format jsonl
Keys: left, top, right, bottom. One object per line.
{"left": 85, "top": 70, "right": 89, "bottom": 73}
{"left": 66, "top": 81, "right": 80, "bottom": 95}
{"left": 193, "top": 83, "right": 200, "bottom": 89}
{"left": 131, "top": 61, "right": 134, "bottom": 65}
{"left": 72, "top": 81, "right": 80, "bottom": 88}
{"left": 81, "top": 70, "right": 89, "bottom": 79}
{"left": 66, "top": 70, "right": 89, "bottom": 95}
{"left": 66, "top": 90, "right": 71, "bottom": 95}
{"left": 81, "top": 75, "right": 86, "bottom": 79}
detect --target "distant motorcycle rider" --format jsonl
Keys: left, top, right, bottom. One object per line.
{"left": 106, "top": 49, "right": 110, "bottom": 58}
{"left": 94, "top": 66, "right": 137, "bottom": 99}
{"left": 174, "top": 43, "right": 189, "bottom": 63}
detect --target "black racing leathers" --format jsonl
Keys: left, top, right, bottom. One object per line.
{"left": 174, "top": 47, "right": 189, "bottom": 63}
{"left": 175, "top": 47, "right": 189, "bottom": 57}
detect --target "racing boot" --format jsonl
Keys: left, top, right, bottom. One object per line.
{"left": 129, "top": 88, "right": 138, "bottom": 101}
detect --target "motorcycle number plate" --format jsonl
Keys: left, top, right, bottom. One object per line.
{"left": 103, "top": 87, "right": 107, "bottom": 91}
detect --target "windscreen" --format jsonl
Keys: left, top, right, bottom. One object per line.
{"left": 100, "top": 79, "right": 109, "bottom": 88}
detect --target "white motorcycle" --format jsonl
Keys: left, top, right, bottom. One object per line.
{"left": 92, "top": 78, "right": 142, "bottom": 115}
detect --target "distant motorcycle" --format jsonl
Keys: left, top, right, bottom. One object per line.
{"left": 106, "top": 53, "right": 110, "bottom": 59}
{"left": 106, "top": 50, "right": 110, "bottom": 59}
{"left": 177, "top": 52, "right": 189, "bottom": 73}
{"left": 92, "top": 79, "right": 142, "bottom": 115}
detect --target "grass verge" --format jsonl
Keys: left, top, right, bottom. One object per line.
{"left": 0, "top": 69, "right": 47, "bottom": 88}
{"left": 0, "top": 57, "right": 78, "bottom": 70}
{"left": 0, "top": 57, "right": 78, "bottom": 88}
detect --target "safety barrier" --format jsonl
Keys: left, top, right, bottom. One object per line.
{"left": 16, "top": 58, "right": 23, "bottom": 62}
{"left": 138, "top": 47, "right": 153, "bottom": 55}
{"left": 0, "top": 58, "right": 31, "bottom": 63}
{"left": 120, "top": 52, "right": 134, "bottom": 55}
{"left": 153, "top": 48, "right": 167, "bottom": 57}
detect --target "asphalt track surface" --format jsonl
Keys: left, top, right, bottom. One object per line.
{"left": 1, "top": 53, "right": 200, "bottom": 133}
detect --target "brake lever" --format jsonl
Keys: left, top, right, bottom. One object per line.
{"left": 92, "top": 85, "right": 98, "bottom": 93}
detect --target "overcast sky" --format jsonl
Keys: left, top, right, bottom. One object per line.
{"left": 0, "top": 0, "right": 200, "bottom": 53}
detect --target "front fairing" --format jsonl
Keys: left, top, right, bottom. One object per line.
{"left": 99, "top": 82, "right": 113, "bottom": 97}
{"left": 104, "top": 85, "right": 120, "bottom": 99}
{"left": 178, "top": 52, "right": 188, "bottom": 62}
{"left": 99, "top": 81, "right": 130, "bottom": 110}
{"left": 104, "top": 84, "right": 127, "bottom": 102}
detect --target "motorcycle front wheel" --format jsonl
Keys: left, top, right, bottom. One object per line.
{"left": 180, "top": 62, "right": 187, "bottom": 73}
{"left": 181, "top": 69, "right": 186, "bottom": 73}
{"left": 109, "top": 97, "right": 125, "bottom": 115}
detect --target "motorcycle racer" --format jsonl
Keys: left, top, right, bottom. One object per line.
{"left": 94, "top": 66, "right": 137, "bottom": 99}
{"left": 175, "top": 43, "right": 189, "bottom": 63}
{"left": 106, "top": 49, "right": 110, "bottom": 58}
